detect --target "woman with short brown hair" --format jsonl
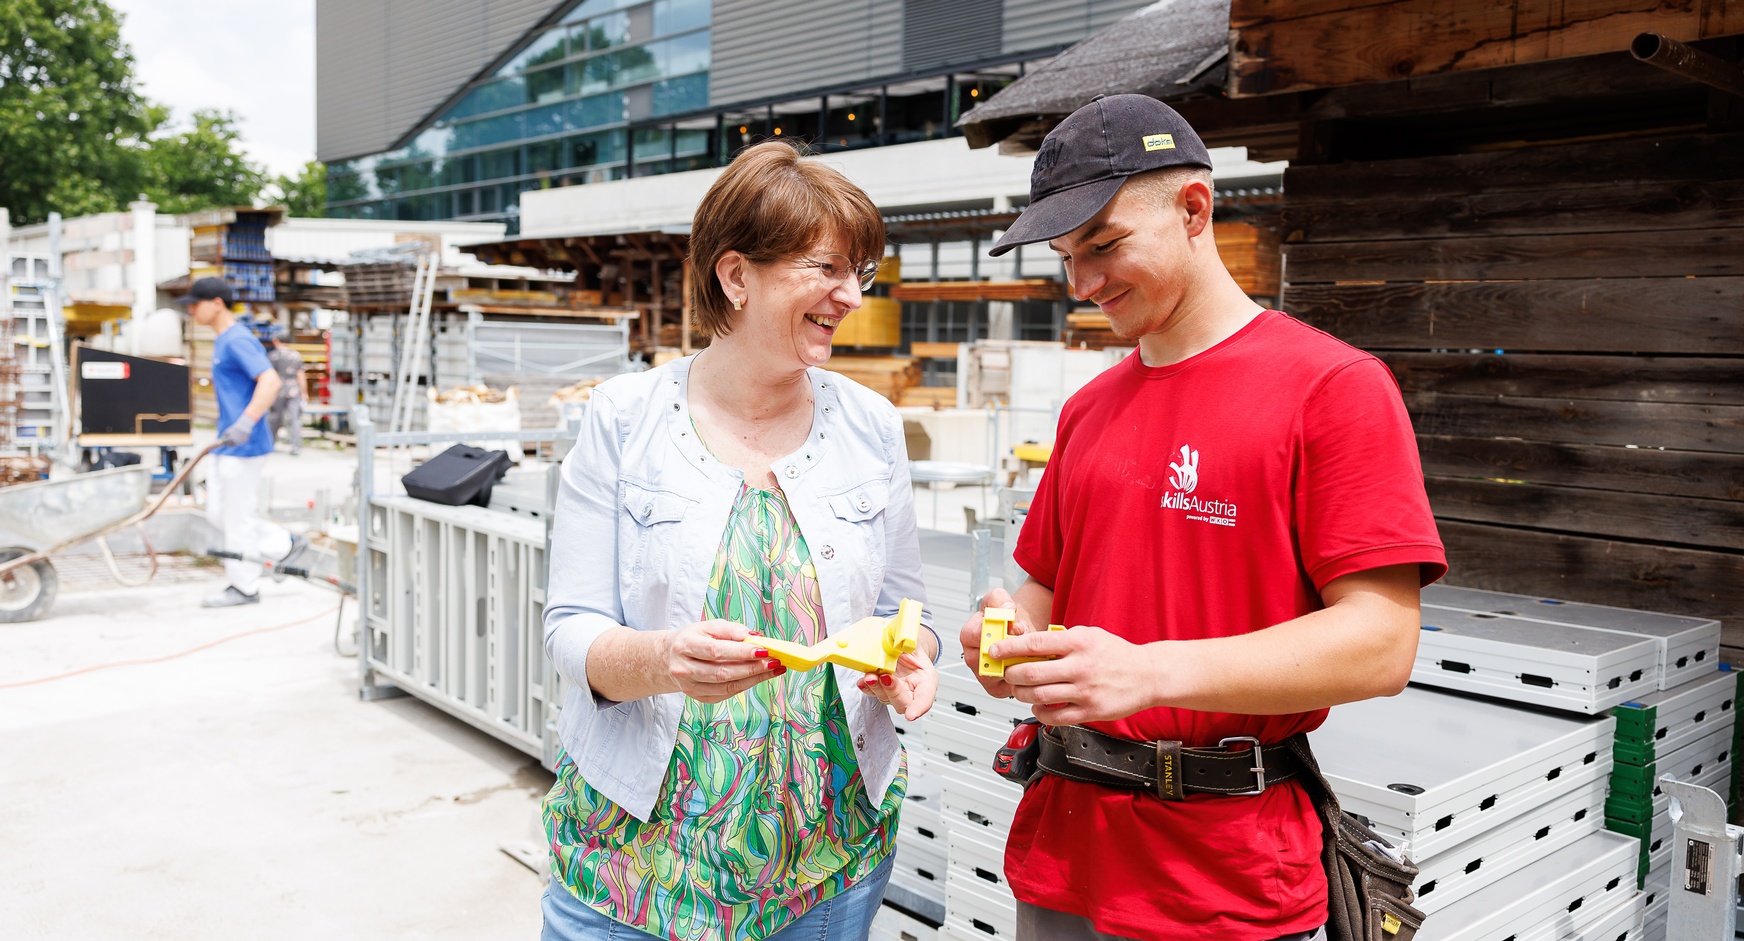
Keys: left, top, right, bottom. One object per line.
{"left": 539, "top": 141, "right": 940, "bottom": 941}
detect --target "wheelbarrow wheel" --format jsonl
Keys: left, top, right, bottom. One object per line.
{"left": 0, "top": 548, "right": 57, "bottom": 622}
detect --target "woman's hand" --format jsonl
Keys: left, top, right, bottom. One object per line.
{"left": 856, "top": 652, "right": 938, "bottom": 721}
{"left": 664, "top": 619, "right": 786, "bottom": 703}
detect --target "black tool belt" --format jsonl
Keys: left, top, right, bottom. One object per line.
{"left": 1034, "top": 724, "right": 1304, "bottom": 800}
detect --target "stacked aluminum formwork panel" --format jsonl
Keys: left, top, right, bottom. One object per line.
{"left": 1315, "top": 686, "right": 1616, "bottom": 920}
{"left": 1605, "top": 668, "right": 1740, "bottom": 896}
{"left": 354, "top": 409, "right": 575, "bottom": 766}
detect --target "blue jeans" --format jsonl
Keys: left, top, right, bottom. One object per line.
{"left": 540, "top": 854, "right": 895, "bottom": 941}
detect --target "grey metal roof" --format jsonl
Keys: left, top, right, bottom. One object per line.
{"left": 957, "top": 0, "right": 1231, "bottom": 150}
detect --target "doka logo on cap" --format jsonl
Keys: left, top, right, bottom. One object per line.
{"left": 1143, "top": 133, "right": 1176, "bottom": 152}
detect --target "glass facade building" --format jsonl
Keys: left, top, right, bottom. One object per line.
{"left": 326, "top": 0, "right": 713, "bottom": 227}
{"left": 323, "top": 0, "right": 1051, "bottom": 231}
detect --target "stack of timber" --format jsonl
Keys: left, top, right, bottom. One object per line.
{"left": 1061, "top": 308, "right": 1121, "bottom": 350}
{"left": 1214, "top": 220, "right": 1281, "bottom": 299}
{"left": 897, "top": 386, "right": 958, "bottom": 408}
{"left": 888, "top": 279, "right": 1065, "bottom": 303}
{"left": 1282, "top": 132, "right": 1744, "bottom": 658}
{"left": 822, "top": 356, "right": 921, "bottom": 404}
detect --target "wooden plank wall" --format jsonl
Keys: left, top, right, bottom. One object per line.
{"left": 1228, "top": 0, "right": 1744, "bottom": 97}
{"left": 1282, "top": 133, "right": 1744, "bottom": 653}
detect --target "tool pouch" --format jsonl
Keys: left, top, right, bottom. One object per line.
{"left": 1287, "top": 736, "right": 1426, "bottom": 941}
{"left": 993, "top": 717, "right": 1044, "bottom": 785}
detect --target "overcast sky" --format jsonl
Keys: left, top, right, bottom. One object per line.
{"left": 110, "top": 0, "right": 316, "bottom": 179}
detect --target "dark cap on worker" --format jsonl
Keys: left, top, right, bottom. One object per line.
{"left": 989, "top": 94, "right": 1212, "bottom": 256}
{"left": 175, "top": 276, "right": 234, "bottom": 307}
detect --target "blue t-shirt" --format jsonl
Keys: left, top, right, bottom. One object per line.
{"left": 211, "top": 323, "right": 274, "bottom": 457}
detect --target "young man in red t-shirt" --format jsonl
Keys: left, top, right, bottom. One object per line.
{"left": 960, "top": 95, "right": 1447, "bottom": 941}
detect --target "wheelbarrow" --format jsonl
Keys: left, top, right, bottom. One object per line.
{"left": 0, "top": 443, "right": 217, "bottom": 622}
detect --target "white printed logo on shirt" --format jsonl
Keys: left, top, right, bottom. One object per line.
{"left": 1168, "top": 445, "right": 1199, "bottom": 494}
{"left": 1161, "top": 443, "right": 1237, "bottom": 527}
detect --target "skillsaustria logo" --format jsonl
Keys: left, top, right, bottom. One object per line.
{"left": 1161, "top": 445, "right": 1237, "bottom": 527}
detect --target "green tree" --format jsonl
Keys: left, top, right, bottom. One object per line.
{"left": 0, "top": 0, "right": 152, "bottom": 224}
{"left": 137, "top": 108, "right": 268, "bottom": 214}
{"left": 268, "top": 160, "right": 327, "bottom": 217}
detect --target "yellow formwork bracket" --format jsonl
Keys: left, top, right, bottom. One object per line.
{"left": 978, "top": 607, "right": 1066, "bottom": 677}
{"left": 759, "top": 597, "right": 923, "bottom": 674}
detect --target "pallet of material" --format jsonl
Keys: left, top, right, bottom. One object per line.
{"left": 1061, "top": 308, "right": 1122, "bottom": 350}
{"left": 822, "top": 355, "right": 921, "bottom": 403}
{"left": 1214, "top": 221, "right": 1281, "bottom": 298}
{"left": 887, "top": 279, "right": 1065, "bottom": 303}
{"left": 898, "top": 386, "right": 957, "bottom": 408}
{"left": 448, "top": 288, "right": 560, "bottom": 306}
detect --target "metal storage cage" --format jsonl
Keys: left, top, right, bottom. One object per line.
{"left": 352, "top": 405, "right": 577, "bottom": 768}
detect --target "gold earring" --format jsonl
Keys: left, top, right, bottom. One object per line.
{"left": 732, "top": 296, "right": 744, "bottom": 311}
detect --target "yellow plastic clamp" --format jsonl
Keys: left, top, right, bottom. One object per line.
{"left": 758, "top": 598, "right": 923, "bottom": 674}
{"left": 978, "top": 607, "right": 1066, "bottom": 678}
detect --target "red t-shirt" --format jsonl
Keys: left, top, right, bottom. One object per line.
{"left": 1008, "top": 310, "right": 1447, "bottom": 940}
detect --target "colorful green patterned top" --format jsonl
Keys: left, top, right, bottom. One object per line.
{"left": 544, "top": 484, "right": 906, "bottom": 941}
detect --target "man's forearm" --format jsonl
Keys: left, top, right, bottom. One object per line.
{"left": 244, "top": 373, "right": 281, "bottom": 421}
{"left": 1139, "top": 567, "right": 1421, "bottom": 716}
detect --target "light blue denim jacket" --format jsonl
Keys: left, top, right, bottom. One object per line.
{"left": 544, "top": 355, "right": 931, "bottom": 822}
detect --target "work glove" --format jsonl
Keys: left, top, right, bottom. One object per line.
{"left": 219, "top": 416, "right": 257, "bottom": 448}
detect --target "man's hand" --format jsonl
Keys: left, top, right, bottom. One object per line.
{"left": 219, "top": 415, "right": 257, "bottom": 447}
{"left": 960, "top": 587, "right": 1039, "bottom": 699}
{"left": 996, "top": 625, "right": 1157, "bottom": 726}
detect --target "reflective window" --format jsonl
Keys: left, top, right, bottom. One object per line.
{"left": 526, "top": 66, "right": 566, "bottom": 104}
{"left": 653, "top": 0, "right": 709, "bottom": 35}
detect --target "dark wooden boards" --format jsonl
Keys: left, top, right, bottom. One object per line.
{"left": 1287, "top": 279, "right": 1744, "bottom": 354}
{"left": 1379, "top": 353, "right": 1744, "bottom": 404}
{"left": 1285, "top": 228, "right": 1744, "bottom": 282}
{"left": 1437, "top": 519, "right": 1743, "bottom": 633}
{"left": 1227, "top": 1, "right": 1732, "bottom": 97}
{"left": 1404, "top": 392, "right": 1744, "bottom": 453}
{"left": 1416, "top": 435, "right": 1744, "bottom": 502}
{"left": 1428, "top": 477, "right": 1744, "bottom": 550}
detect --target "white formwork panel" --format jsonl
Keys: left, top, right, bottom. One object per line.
{"left": 1641, "top": 718, "right": 1735, "bottom": 806}
{"left": 1314, "top": 685, "right": 1614, "bottom": 858}
{"left": 871, "top": 902, "right": 939, "bottom": 941}
{"left": 947, "top": 824, "right": 1011, "bottom": 896}
{"left": 1612, "top": 667, "right": 1738, "bottom": 767}
{"left": 893, "top": 802, "right": 949, "bottom": 895}
{"left": 934, "top": 745, "right": 1025, "bottom": 836}
{"left": 1556, "top": 891, "right": 1645, "bottom": 941}
{"left": 945, "top": 868, "right": 1018, "bottom": 941}
{"left": 363, "top": 495, "right": 549, "bottom": 759}
{"left": 1413, "top": 777, "right": 1607, "bottom": 915}
{"left": 1424, "top": 585, "right": 1721, "bottom": 692}
{"left": 1415, "top": 829, "right": 1639, "bottom": 941}
{"left": 1415, "top": 606, "right": 1660, "bottom": 713}
{"left": 936, "top": 667, "right": 1031, "bottom": 729}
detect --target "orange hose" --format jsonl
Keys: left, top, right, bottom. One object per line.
{"left": 0, "top": 604, "right": 340, "bottom": 689}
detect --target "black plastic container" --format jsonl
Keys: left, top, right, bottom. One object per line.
{"left": 402, "top": 444, "right": 514, "bottom": 507}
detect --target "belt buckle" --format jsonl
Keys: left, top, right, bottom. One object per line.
{"left": 1217, "top": 735, "right": 1267, "bottom": 795}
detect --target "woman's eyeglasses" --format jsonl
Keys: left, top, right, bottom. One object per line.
{"left": 796, "top": 254, "right": 881, "bottom": 292}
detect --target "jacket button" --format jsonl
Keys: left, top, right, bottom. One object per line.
{"left": 784, "top": 465, "right": 798, "bottom": 478}
{"left": 855, "top": 734, "right": 865, "bottom": 749}
{"left": 857, "top": 499, "right": 869, "bottom": 511}
{"left": 643, "top": 504, "right": 653, "bottom": 516}
{"left": 821, "top": 546, "right": 834, "bottom": 560}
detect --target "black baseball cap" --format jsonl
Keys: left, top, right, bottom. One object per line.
{"left": 990, "top": 94, "right": 1212, "bottom": 257}
{"left": 175, "top": 276, "right": 234, "bottom": 307}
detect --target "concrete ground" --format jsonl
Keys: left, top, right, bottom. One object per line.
{"left": 0, "top": 436, "right": 548, "bottom": 940}
{"left": 0, "top": 424, "right": 994, "bottom": 939}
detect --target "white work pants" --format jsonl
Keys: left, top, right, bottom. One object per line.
{"left": 206, "top": 454, "right": 291, "bottom": 595}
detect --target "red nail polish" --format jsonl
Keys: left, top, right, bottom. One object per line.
{"left": 753, "top": 649, "right": 769, "bottom": 658}
{"left": 767, "top": 661, "right": 782, "bottom": 671}
{"left": 880, "top": 674, "right": 894, "bottom": 687}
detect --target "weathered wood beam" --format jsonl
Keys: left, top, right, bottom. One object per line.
{"left": 1228, "top": 0, "right": 1732, "bottom": 97}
